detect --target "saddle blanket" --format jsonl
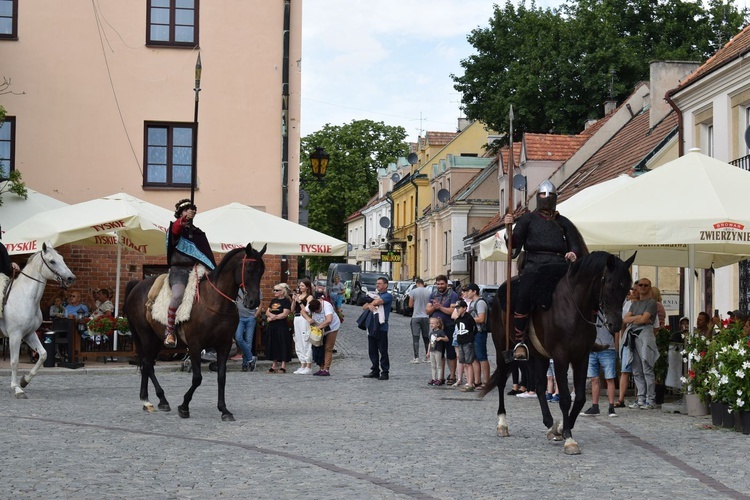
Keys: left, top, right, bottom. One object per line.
{"left": 0, "top": 274, "right": 8, "bottom": 318}
{"left": 149, "top": 265, "right": 207, "bottom": 326}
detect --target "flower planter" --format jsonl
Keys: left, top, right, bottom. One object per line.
{"left": 738, "top": 411, "right": 750, "bottom": 435}
{"left": 686, "top": 393, "right": 708, "bottom": 417}
{"left": 654, "top": 383, "right": 666, "bottom": 404}
{"left": 711, "top": 402, "right": 728, "bottom": 426}
{"left": 722, "top": 406, "right": 735, "bottom": 429}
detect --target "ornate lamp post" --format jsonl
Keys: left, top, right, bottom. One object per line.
{"left": 309, "top": 146, "right": 330, "bottom": 179}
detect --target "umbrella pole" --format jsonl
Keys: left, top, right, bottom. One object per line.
{"left": 505, "top": 106, "right": 514, "bottom": 355}
{"left": 113, "top": 239, "right": 122, "bottom": 351}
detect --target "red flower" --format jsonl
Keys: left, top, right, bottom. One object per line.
{"left": 689, "top": 369, "right": 696, "bottom": 379}
{"left": 700, "top": 351, "right": 706, "bottom": 357}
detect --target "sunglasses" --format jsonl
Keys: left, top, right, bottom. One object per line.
{"left": 637, "top": 283, "right": 650, "bottom": 287}
{"left": 273, "top": 288, "right": 282, "bottom": 292}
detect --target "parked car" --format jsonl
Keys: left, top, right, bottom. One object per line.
{"left": 325, "top": 263, "right": 361, "bottom": 300}
{"left": 477, "top": 284, "right": 499, "bottom": 307}
{"left": 350, "top": 272, "right": 390, "bottom": 306}
{"left": 343, "top": 280, "right": 352, "bottom": 303}
{"left": 390, "top": 280, "right": 413, "bottom": 313}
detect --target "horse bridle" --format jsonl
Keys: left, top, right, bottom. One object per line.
{"left": 19, "top": 251, "right": 68, "bottom": 287}
{"left": 201, "top": 257, "right": 260, "bottom": 315}
{"left": 564, "top": 268, "right": 607, "bottom": 329}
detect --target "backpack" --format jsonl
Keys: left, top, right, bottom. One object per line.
{"left": 471, "top": 298, "right": 491, "bottom": 333}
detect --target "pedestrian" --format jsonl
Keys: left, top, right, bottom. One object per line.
{"left": 329, "top": 275, "right": 345, "bottom": 313}
{"left": 463, "top": 283, "right": 490, "bottom": 388}
{"left": 291, "top": 279, "right": 314, "bottom": 374}
{"left": 362, "top": 277, "right": 393, "bottom": 381}
{"left": 583, "top": 310, "right": 618, "bottom": 417}
{"left": 265, "top": 283, "right": 292, "bottom": 374}
{"left": 409, "top": 278, "right": 431, "bottom": 363}
{"left": 546, "top": 360, "right": 560, "bottom": 402}
{"left": 427, "top": 317, "right": 449, "bottom": 386}
{"left": 91, "top": 288, "right": 114, "bottom": 319}
{"left": 426, "top": 275, "right": 458, "bottom": 384}
{"left": 623, "top": 278, "right": 658, "bottom": 409}
{"left": 616, "top": 285, "right": 637, "bottom": 407}
{"left": 300, "top": 298, "right": 340, "bottom": 376}
{"left": 453, "top": 299, "right": 477, "bottom": 392}
{"left": 236, "top": 287, "right": 261, "bottom": 372}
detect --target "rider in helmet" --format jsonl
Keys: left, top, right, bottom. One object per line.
{"left": 164, "top": 199, "right": 216, "bottom": 347}
{"left": 503, "top": 180, "right": 585, "bottom": 360}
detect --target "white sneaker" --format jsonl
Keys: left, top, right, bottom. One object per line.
{"left": 299, "top": 367, "right": 313, "bottom": 375}
{"left": 517, "top": 392, "right": 537, "bottom": 398}
{"left": 293, "top": 368, "right": 303, "bottom": 374}
{"left": 411, "top": 358, "right": 420, "bottom": 364}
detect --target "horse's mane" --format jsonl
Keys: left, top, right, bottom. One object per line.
{"left": 212, "top": 247, "right": 246, "bottom": 277}
{"left": 568, "top": 251, "right": 611, "bottom": 280}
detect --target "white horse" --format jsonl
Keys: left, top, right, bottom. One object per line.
{"left": 0, "top": 243, "right": 75, "bottom": 398}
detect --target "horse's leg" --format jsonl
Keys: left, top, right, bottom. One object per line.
{"left": 560, "top": 357, "right": 588, "bottom": 455}
{"left": 178, "top": 346, "right": 203, "bottom": 419}
{"left": 552, "top": 359, "right": 571, "bottom": 442}
{"left": 214, "top": 344, "right": 234, "bottom": 422}
{"left": 8, "top": 333, "right": 27, "bottom": 398}
{"left": 18, "top": 332, "right": 47, "bottom": 391}
{"left": 148, "top": 362, "right": 171, "bottom": 412}
{"left": 531, "top": 358, "right": 556, "bottom": 440}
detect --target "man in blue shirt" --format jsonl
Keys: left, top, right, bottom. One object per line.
{"left": 362, "top": 277, "right": 393, "bottom": 381}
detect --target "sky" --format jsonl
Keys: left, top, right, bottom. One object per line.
{"left": 300, "top": 1, "right": 560, "bottom": 144}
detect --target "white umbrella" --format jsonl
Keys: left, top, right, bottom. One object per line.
{"left": 480, "top": 174, "right": 636, "bottom": 261}
{"left": 195, "top": 202, "right": 347, "bottom": 256}
{"left": 3, "top": 193, "right": 172, "bottom": 347}
{"left": 0, "top": 182, "right": 68, "bottom": 232}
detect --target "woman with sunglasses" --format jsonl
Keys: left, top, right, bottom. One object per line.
{"left": 265, "top": 283, "right": 292, "bottom": 373}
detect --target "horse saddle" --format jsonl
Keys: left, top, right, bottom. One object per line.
{"left": 147, "top": 265, "right": 207, "bottom": 326}
{"left": 497, "top": 263, "right": 568, "bottom": 313}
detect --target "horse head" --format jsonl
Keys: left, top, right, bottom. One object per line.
{"left": 38, "top": 242, "right": 76, "bottom": 288}
{"left": 599, "top": 251, "right": 636, "bottom": 333}
{"left": 241, "top": 243, "right": 266, "bottom": 309}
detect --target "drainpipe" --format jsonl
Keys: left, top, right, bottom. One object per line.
{"left": 409, "top": 173, "right": 419, "bottom": 279}
{"left": 665, "top": 89, "right": 684, "bottom": 157}
{"left": 385, "top": 191, "right": 394, "bottom": 276}
{"left": 280, "top": 0, "right": 291, "bottom": 283}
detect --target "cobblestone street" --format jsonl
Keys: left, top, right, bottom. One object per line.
{"left": 0, "top": 302, "right": 748, "bottom": 499}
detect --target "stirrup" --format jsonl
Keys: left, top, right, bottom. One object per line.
{"left": 164, "top": 332, "right": 177, "bottom": 348}
{"left": 513, "top": 342, "right": 529, "bottom": 361}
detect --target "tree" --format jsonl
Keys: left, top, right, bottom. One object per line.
{"left": 452, "top": 0, "right": 748, "bottom": 140}
{"left": 300, "top": 120, "right": 408, "bottom": 274}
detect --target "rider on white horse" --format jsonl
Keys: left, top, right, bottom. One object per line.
{"left": 164, "top": 199, "right": 216, "bottom": 348}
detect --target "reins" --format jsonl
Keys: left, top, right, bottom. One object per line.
{"left": 563, "top": 265, "right": 605, "bottom": 329}
{"left": 198, "top": 257, "right": 259, "bottom": 316}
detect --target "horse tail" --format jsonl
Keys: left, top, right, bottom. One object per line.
{"left": 479, "top": 365, "right": 501, "bottom": 398}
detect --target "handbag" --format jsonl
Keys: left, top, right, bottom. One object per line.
{"left": 309, "top": 325, "right": 324, "bottom": 346}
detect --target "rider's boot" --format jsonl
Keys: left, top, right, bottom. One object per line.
{"left": 512, "top": 313, "right": 530, "bottom": 361}
{"left": 164, "top": 306, "right": 178, "bottom": 348}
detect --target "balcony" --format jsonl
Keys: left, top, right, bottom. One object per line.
{"left": 729, "top": 154, "right": 750, "bottom": 171}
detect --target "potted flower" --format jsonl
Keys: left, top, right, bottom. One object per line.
{"left": 681, "top": 329, "right": 712, "bottom": 416}
{"left": 115, "top": 316, "right": 130, "bottom": 334}
{"left": 87, "top": 315, "right": 115, "bottom": 337}
{"left": 706, "top": 323, "right": 749, "bottom": 429}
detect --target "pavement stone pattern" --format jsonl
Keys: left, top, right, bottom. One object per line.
{"left": 0, "top": 303, "right": 748, "bottom": 499}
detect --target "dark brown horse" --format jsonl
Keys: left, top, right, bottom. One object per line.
{"left": 125, "top": 244, "right": 266, "bottom": 421}
{"left": 481, "top": 251, "right": 634, "bottom": 454}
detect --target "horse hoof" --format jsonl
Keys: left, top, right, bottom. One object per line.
{"left": 177, "top": 406, "right": 190, "bottom": 419}
{"left": 563, "top": 438, "right": 581, "bottom": 455}
{"left": 547, "top": 428, "right": 561, "bottom": 441}
{"left": 221, "top": 413, "right": 235, "bottom": 422}
{"left": 158, "top": 403, "right": 171, "bottom": 412}
{"left": 15, "top": 392, "right": 27, "bottom": 399}
{"left": 497, "top": 425, "right": 510, "bottom": 437}
{"left": 143, "top": 404, "right": 156, "bottom": 413}
{"left": 19, "top": 377, "right": 28, "bottom": 389}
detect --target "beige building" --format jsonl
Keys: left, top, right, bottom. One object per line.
{"left": 0, "top": 1, "right": 303, "bottom": 303}
{"left": 0, "top": 0, "right": 301, "bottom": 217}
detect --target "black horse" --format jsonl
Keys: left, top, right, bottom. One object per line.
{"left": 481, "top": 251, "right": 634, "bottom": 454}
{"left": 125, "top": 244, "right": 266, "bottom": 421}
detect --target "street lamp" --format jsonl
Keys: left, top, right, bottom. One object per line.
{"left": 309, "top": 146, "right": 330, "bottom": 179}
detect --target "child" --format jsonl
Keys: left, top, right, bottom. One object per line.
{"left": 428, "top": 317, "right": 449, "bottom": 386}
{"left": 453, "top": 300, "right": 477, "bottom": 392}
{"left": 49, "top": 296, "right": 65, "bottom": 319}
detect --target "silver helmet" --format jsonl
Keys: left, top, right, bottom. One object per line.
{"left": 537, "top": 180, "right": 557, "bottom": 211}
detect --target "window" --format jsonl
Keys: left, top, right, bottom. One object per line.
{"left": 0, "top": 116, "right": 15, "bottom": 179}
{"left": 706, "top": 124, "right": 714, "bottom": 157}
{"left": 144, "top": 122, "right": 194, "bottom": 188}
{"left": 0, "top": 0, "right": 17, "bottom": 40}
{"left": 147, "top": 0, "right": 198, "bottom": 47}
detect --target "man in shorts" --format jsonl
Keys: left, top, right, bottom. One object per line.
{"left": 583, "top": 310, "right": 618, "bottom": 417}
{"left": 426, "top": 275, "right": 458, "bottom": 384}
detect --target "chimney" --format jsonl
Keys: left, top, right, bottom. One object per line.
{"left": 457, "top": 117, "right": 470, "bottom": 132}
{"left": 649, "top": 61, "right": 700, "bottom": 128}
{"left": 584, "top": 118, "right": 598, "bottom": 130}
{"left": 604, "top": 100, "right": 617, "bottom": 114}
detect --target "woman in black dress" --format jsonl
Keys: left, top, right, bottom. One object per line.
{"left": 265, "top": 283, "right": 292, "bottom": 373}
